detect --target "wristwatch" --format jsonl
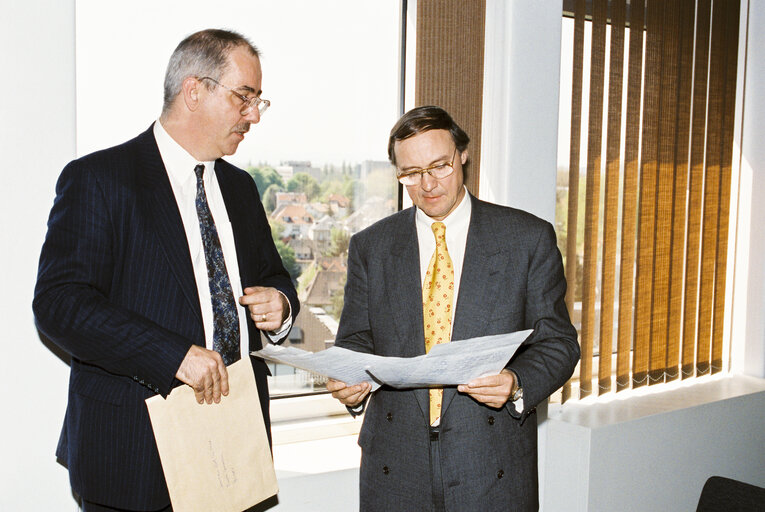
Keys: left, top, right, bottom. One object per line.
{"left": 509, "top": 370, "right": 523, "bottom": 402}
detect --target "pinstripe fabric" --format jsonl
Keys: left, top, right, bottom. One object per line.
{"left": 34, "top": 125, "right": 298, "bottom": 510}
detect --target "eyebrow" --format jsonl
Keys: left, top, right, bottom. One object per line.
{"left": 236, "top": 85, "right": 262, "bottom": 96}
{"left": 399, "top": 154, "right": 452, "bottom": 172}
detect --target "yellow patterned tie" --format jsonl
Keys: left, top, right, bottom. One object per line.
{"left": 422, "top": 222, "right": 454, "bottom": 425}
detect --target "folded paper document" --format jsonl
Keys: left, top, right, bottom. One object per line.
{"left": 253, "top": 330, "right": 532, "bottom": 389}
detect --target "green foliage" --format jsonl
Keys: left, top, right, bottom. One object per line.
{"left": 327, "top": 275, "right": 347, "bottom": 321}
{"left": 326, "top": 228, "right": 350, "bottom": 257}
{"left": 263, "top": 183, "right": 284, "bottom": 214}
{"left": 273, "top": 239, "right": 301, "bottom": 282}
{"left": 297, "top": 261, "right": 318, "bottom": 297}
{"left": 287, "top": 172, "right": 321, "bottom": 201}
{"left": 269, "top": 219, "right": 286, "bottom": 240}
{"left": 247, "top": 166, "right": 285, "bottom": 195}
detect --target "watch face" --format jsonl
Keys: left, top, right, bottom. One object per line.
{"left": 513, "top": 387, "right": 523, "bottom": 401}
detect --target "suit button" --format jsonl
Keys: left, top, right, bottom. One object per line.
{"left": 497, "top": 470, "right": 504, "bottom": 479}
{"left": 386, "top": 412, "right": 393, "bottom": 422}
{"left": 382, "top": 466, "right": 390, "bottom": 475}
{"left": 487, "top": 416, "right": 495, "bottom": 425}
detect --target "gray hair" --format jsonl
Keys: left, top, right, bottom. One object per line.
{"left": 162, "top": 29, "right": 260, "bottom": 115}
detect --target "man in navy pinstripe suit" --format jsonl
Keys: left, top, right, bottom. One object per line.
{"left": 33, "top": 29, "right": 298, "bottom": 511}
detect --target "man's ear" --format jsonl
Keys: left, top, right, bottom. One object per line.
{"left": 181, "top": 76, "right": 201, "bottom": 112}
{"left": 460, "top": 149, "right": 469, "bottom": 165}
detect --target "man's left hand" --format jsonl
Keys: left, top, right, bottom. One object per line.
{"left": 457, "top": 369, "right": 516, "bottom": 409}
{"left": 239, "top": 286, "right": 289, "bottom": 332}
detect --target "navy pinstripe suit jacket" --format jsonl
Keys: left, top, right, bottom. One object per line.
{"left": 33, "top": 125, "right": 298, "bottom": 510}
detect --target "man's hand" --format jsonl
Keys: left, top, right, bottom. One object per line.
{"left": 239, "top": 286, "right": 289, "bottom": 332}
{"left": 327, "top": 379, "right": 371, "bottom": 408}
{"left": 175, "top": 345, "right": 229, "bottom": 404}
{"left": 457, "top": 369, "right": 516, "bottom": 409}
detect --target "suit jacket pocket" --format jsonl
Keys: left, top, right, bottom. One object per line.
{"left": 71, "top": 366, "right": 129, "bottom": 406}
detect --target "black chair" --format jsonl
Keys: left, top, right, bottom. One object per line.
{"left": 696, "top": 476, "right": 765, "bottom": 511}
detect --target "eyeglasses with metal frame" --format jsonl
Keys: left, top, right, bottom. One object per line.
{"left": 396, "top": 147, "right": 458, "bottom": 186}
{"left": 198, "top": 76, "right": 271, "bottom": 116}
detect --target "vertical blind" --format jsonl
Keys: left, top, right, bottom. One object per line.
{"left": 415, "top": 0, "right": 486, "bottom": 195}
{"left": 562, "top": 0, "right": 740, "bottom": 399}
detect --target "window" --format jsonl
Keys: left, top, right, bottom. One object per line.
{"left": 76, "top": 0, "right": 403, "bottom": 398}
{"left": 557, "top": 0, "right": 740, "bottom": 400}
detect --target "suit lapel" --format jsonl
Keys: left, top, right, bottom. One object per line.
{"left": 135, "top": 126, "right": 202, "bottom": 324}
{"left": 384, "top": 209, "right": 424, "bottom": 357}
{"left": 442, "top": 196, "right": 505, "bottom": 416}
{"left": 382, "top": 208, "right": 430, "bottom": 417}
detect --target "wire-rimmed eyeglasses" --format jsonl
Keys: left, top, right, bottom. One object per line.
{"left": 198, "top": 76, "right": 270, "bottom": 116}
{"left": 396, "top": 147, "right": 458, "bottom": 186}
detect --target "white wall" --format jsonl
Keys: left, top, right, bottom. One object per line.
{"left": 0, "top": 0, "right": 78, "bottom": 510}
{"left": 732, "top": 0, "right": 765, "bottom": 379}
{"left": 544, "top": 376, "right": 765, "bottom": 511}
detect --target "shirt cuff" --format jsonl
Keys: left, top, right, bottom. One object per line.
{"left": 509, "top": 397, "right": 524, "bottom": 414}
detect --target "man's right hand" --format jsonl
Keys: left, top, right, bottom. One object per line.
{"left": 175, "top": 345, "right": 229, "bottom": 404}
{"left": 327, "top": 379, "right": 371, "bottom": 407}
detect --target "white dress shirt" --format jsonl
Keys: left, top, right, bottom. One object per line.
{"left": 153, "top": 121, "right": 288, "bottom": 358}
{"left": 415, "top": 185, "right": 472, "bottom": 329}
{"left": 415, "top": 188, "right": 523, "bottom": 413}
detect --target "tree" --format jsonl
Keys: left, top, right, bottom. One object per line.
{"left": 327, "top": 277, "right": 346, "bottom": 321}
{"left": 247, "top": 165, "right": 284, "bottom": 195}
{"left": 267, "top": 218, "right": 300, "bottom": 281}
{"left": 273, "top": 239, "right": 301, "bottom": 282}
{"left": 263, "top": 183, "right": 284, "bottom": 214}
{"left": 287, "top": 172, "right": 320, "bottom": 201}
{"left": 269, "top": 219, "right": 286, "bottom": 240}
{"left": 326, "top": 228, "right": 350, "bottom": 257}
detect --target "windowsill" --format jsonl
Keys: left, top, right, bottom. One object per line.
{"left": 548, "top": 373, "right": 765, "bottom": 428}
{"left": 270, "top": 393, "right": 361, "bottom": 445}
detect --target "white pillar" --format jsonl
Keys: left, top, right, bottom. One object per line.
{"left": 480, "top": 0, "right": 562, "bottom": 224}
{"left": 0, "top": 0, "right": 78, "bottom": 509}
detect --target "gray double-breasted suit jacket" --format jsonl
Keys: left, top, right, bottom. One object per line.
{"left": 335, "top": 194, "right": 579, "bottom": 511}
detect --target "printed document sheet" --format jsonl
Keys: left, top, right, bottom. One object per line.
{"left": 253, "top": 330, "right": 532, "bottom": 388}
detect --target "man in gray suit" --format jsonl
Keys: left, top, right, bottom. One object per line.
{"left": 328, "top": 106, "right": 580, "bottom": 511}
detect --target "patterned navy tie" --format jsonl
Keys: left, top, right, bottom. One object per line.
{"left": 194, "top": 164, "right": 240, "bottom": 365}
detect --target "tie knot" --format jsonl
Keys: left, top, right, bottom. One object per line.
{"left": 431, "top": 222, "right": 446, "bottom": 242}
{"left": 194, "top": 164, "right": 205, "bottom": 181}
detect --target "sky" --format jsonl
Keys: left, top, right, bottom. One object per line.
{"left": 75, "top": 0, "right": 402, "bottom": 168}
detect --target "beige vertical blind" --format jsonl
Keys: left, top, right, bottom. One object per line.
{"left": 562, "top": 0, "right": 740, "bottom": 400}
{"left": 415, "top": 0, "right": 486, "bottom": 195}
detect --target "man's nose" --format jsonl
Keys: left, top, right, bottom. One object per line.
{"left": 420, "top": 172, "right": 438, "bottom": 191}
{"left": 243, "top": 107, "right": 261, "bottom": 124}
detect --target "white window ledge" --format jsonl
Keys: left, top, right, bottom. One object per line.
{"left": 543, "top": 374, "right": 765, "bottom": 511}
{"left": 271, "top": 393, "right": 361, "bottom": 445}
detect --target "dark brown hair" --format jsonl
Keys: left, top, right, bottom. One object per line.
{"left": 387, "top": 106, "right": 470, "bottom": 166}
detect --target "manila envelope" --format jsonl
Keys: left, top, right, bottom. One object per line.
{"left": 146, "top": 357, "right": 278, "bottom": 512}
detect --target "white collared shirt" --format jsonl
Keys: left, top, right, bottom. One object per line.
{"left": 153, "top": 120, "right": 286, "bottom": 357}
{"left": 415, "top": 189, "right": 523, "bottom": 414}
{"left": 415, "top": 185, "right": 472, "bottom": 331}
